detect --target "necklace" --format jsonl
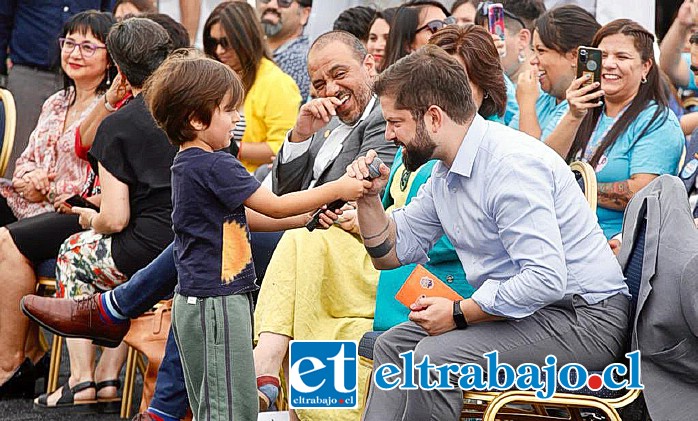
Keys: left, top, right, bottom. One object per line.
{"left": 399, "top": 167, "right": 412, "bottom": 191}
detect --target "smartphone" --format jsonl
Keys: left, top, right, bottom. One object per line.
{"left": 488, "top": 3, "right": 506, "bottom": 40}
{"left": 577, "top": 46, "right": 603, "bottom": 100}
{"left": 64, "top": 194, "right": 100, "bottom": 212}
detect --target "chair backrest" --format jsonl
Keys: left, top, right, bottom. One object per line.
{"left": 0, "top": 88, "right": 16, "bottom": 177}
{"left": 569, "top": 161, "right": 598, "bottom": 212}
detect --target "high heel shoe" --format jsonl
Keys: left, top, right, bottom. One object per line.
{"left": 0, "top": 358, "right": 36, "bottom": 399}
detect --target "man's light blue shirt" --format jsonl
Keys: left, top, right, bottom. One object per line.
{"left": 391, "top": 115, "right": 629, "bottom": 319}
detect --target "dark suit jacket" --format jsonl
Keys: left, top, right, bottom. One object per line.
{"left": 271, "top": 100, "right": 397, "bottom": 194}
{"left": 679, "top": 129, "right": 698, "bottom": 196}
{"left": 617, "top": 175, "right": 698, "bottom": 421}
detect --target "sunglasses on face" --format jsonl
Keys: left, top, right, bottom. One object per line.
{"left": 691, "top": 64, "right": 698, "bottom": 75}
{"left": 258, "top": 0, "right": 295, "bottom": 8}
{"left": 208, "top": 36, "right": 231, "bottom": 50}
{"left": 59, "top": 37, "right": 106, "bottom": 57}
{"left": 416, "top": 16, "right": 457, "bottom": 35}
{"left": 476, "top": 1, "right": 527, "bottom": 30}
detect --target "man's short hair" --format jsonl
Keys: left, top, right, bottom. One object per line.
{"left": 143, "top": 50, "right": 245, "bottom": 146}
{"left": 374, "top": 44, "right": 476, "bottom": 124}
{"left": 141, "top": 13, "right": 191, "bottom": 50}
{"left": 332, "top": 6, "right": 377, "bottom": 43}
{"left": 297, "top": 0, "right": 312, "bottom": 7}
{"left": 107, "top": 17, "right": 172, "bottom": 88}
{"left": 309, "top": 30, "right": 367, "bottom": 63}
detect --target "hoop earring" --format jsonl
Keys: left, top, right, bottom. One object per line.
{"left": 106, "top": 68, "right": 111, "bottom": 86}
{"left": 484, "top": 91, "right": 490, "bottom": 99}
{"left": 641, "top": 76, "right": 647, "bottom": 84}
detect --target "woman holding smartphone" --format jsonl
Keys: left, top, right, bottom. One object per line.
{"left": 545, "top": 19, "right": 684, "bottom": 239}
{"left": 510, "top": 5, "right": 599, "bottom": 141}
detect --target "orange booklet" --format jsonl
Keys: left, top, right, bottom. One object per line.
{"left": 395, "top": 264, "right": 464, "bottom": 308}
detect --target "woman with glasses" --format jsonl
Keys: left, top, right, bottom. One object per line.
{"left": 203, "top": 1, "right": 301, "bottom": 173}
{"left": 546, "top": 19, "right": 684, "bottom": 239}
{"left": 0, "top": 11, "right": 115, "bottom": 398}
{"left": 380, "top": 0, "right": 455, "bottom": 71}
{"left": 510, "top": 5, "right": 599, "bottom": 141}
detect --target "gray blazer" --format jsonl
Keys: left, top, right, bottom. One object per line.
{"left": 271, "top": 100, "right": 397, "bottom": 195}
{"left": 618, "top": 175, "right": 698, "bottom": 421}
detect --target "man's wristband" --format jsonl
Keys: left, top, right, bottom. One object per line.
{"left": 453, "top": 300, "right": 469, "bottom": 329}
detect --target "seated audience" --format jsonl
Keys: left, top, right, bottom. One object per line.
{"left": 381, "top": 0, "right": 454, "bottom": 71}
{"left": 0, "top": 11, "right": 114, "bottom": 227}
{"left": 333, "top": 6, "right": 377, "bottom": 46}
{"left": 509, "top": 5, "right": 600, "bottom": 140}
{"left": 473, "top": 0, "right": 546, "bottom": 125}
{"left": 545, "top": 19, "right": 684, "bottom": 239}
{"left": 355, "top": 44, "right": 629, "bottom": 421}
{"left": 203, "top": 1, "right": 301, "bottom": 172}
{"left": 366, "top": 8, "right": 398, "bottom": 72}
{"left": 31, "top": 18, "right": 175, "bottom": 412}
{"left": 0, "top": 10, "right": 115, "bottom": 398}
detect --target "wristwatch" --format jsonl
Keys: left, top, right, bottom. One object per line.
{"left": 452, "top": 300, "right": 469, "bottom": 329}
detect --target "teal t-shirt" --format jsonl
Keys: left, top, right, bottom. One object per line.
{"left": 589, "top": 103, "right": 684, "bottom": 238}
{"left": 508, "top": 89, "right": 568, "bottom": 141}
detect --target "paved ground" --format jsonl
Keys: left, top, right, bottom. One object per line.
{"left": 0, "top": 333, "right": 143, "bottom": 421}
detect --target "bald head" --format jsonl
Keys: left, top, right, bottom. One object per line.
{"left": 310, "top": 30, "right": 367, "bottom": 63}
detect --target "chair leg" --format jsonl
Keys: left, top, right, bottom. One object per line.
{"left": 120, "top": 346, "right": 138, "bottom": 419}
{"left": 47, "top": 335, "right": 63, "bottom": 393}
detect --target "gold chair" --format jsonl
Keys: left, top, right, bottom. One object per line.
{"left": 0, "top": 88, "right": 16, "bottom": 177}
{"left": 569, "top": 161, "right": 597, "bottom": 212}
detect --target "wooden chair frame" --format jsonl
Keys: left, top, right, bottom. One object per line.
{"left": 0, "top": 88, "right": 16, "bottom": 177}
{"left": 569, "top": 161, "right": 597, "bottom": 212}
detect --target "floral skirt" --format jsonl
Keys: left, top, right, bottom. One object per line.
{"left": 55, "top": 229, "right": 128, "bottom": 298}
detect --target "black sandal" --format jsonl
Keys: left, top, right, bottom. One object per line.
{"left": 34, "top": 380, "right": 98, "bottom": 413}
{"left": 96, "top": 379, "right": 122, "bottom": 414}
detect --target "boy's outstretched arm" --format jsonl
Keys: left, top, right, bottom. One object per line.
{"left": 245, "top": 207, "right": 338, "bottom": 232}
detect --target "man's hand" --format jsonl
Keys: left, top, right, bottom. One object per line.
{"left": 346, "top": 149, "right": 390, "bottom": 197}
{"left": 408, "top": 296, "right": 457, "bottom": 336}
{"left": 291, "top": 97, "right": 345, "bottom": 142}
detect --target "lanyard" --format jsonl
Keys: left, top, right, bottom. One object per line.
{"left": 581, "top": 105, "right": 630, "bottom": 163}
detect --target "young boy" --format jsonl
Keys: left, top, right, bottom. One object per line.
{"left": 143, "top": 52, "right": 370, "bottom": 420}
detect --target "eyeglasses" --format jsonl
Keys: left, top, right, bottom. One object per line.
{"left": 209, "top": 36, "right": 231, "bottom": 50}
{"left": 59, "top": 38, "right": 106, "bottom": 57}
{"left": 476, "top": 1, "right": 527, "bottom": 30}
{"left": 258, "top": 0, "right": 295, "bottom": 8}
{"left": 416, "top": 16, "right": 457, "bottom": 35}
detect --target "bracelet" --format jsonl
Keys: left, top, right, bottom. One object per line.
{"left": 104, "top": 95, "right": 117, "bottom": 112}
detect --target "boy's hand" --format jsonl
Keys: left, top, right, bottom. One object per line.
{"left": 336, "top": 174, "right": 372, "bottom": 201}
{"left": 345, "top": 149, "right": 390, "bottom": 196}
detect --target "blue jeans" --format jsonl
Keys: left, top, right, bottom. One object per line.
{"left": 112, "top": 243, "right": 189, "bottom": 418}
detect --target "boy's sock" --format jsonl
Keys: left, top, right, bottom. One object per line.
{"left": 98, "top": 291, "right": 129, "bottom": 324}
{"left": 257, "top": 375, "right": 280, "bottom": 411}
{"left": 147, "top": 407, "right": 179, "bottom": 421}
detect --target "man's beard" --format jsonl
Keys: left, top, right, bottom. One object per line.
{"left": 402, "top": 120, "right": 436, "bottom": 171}
{"left": 262, "top": 20, "right": 283, "bottom": 38}
{"left": 336, "top": 83, "right": 372, "bottom": 126}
